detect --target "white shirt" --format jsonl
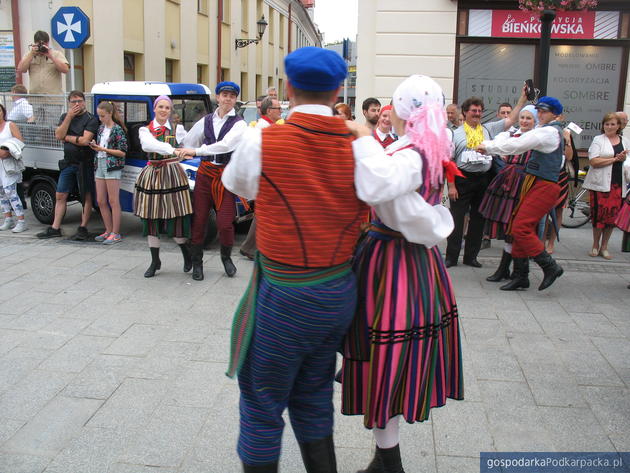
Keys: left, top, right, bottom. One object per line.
{"left": 223, "top": 104, "right": 453, "bottom": 247}
{"left": 139, "top": 119, "right": 175, "bottom": 155}
{"left": 483, "top": 124, "right": 560, "bottom": 156}
{"left": 182, "top": 108, "right": 247, "bottom": 158}
{"left": 7, "top": 98, "right": 33, "bottom": 122}
{"left": 374, "top": 127, "right": 393, "bottom": 142}
{"left": 256, "top": 117, "right": 273, "bottom": 129}
{"left": 96, "top": 126, "right": 112, "bottom": 158}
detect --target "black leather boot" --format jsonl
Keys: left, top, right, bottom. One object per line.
{"left": 533, "top": 250, "right": 563, "bottom": 291}
{"left": 190, "top": 244, "right": 204, "bottom": 281}
{"left": 358, "top": 445, "right": 405, "bottom": 473}
{"left": 221, "top": 245, "right": 237, "bottom": 277}
{"left": 486, "top": 250, "right": 512, "bottom": 282}
{"left": 242, "top": 461, "right": 279, "bottom": 472}
{"left": 179, "top": 243, "right": 192, "bottom": 273}
{"left": 144, "top": 247, "right": 161, "bottom": 278}
{"left": 299, "top": 435, "right": 337, "bottom": 473}
{"left": 500, "top": 257, "right": 529, "bottom": 291}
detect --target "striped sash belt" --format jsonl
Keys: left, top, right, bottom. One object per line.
{"left": 226, "top": 253, "right": 351, "bottom": 378}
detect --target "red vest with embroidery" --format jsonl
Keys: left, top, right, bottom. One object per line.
{"left": 256, "top": 112, "right": 368, "bottom": 268}
{"left": 372, "top": 128, "right": 396, "bottom": 148}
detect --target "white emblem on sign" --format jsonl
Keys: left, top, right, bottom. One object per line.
{"left": 57, "top": 13, "right": 82, "bottom": 43}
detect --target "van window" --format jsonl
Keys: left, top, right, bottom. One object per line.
{"left": 104, "top": 100, "right": 149, "bottom": 124}
{"left": 172, "top": 98, "right": 209, "bottom": 131}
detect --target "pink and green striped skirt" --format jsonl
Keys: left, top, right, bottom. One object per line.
{"left": 615, "top": 198, "right": 630, "bottom": 232}
{"left": 341, "top": 222, "right": 464, "bottom": 429}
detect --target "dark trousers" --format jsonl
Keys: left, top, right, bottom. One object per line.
{"left": 191, "top": 172, "right": 235, "bottom": 246}
{"left": 446, "top": 172, "right": 491, "bottom": 263}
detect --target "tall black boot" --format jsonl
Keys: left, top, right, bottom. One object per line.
{"left": 358, "top": 445, "right": 404, "bottom": 473}
{"left": 144, "top": 247, "right": 161, "bottom": 278}
{"left": 221, "top": 245, "right": 237, "bottom": 277}
{"left": 500, "top": 257, "right": 529, "bottom": 291}
{"left": 533, "top": 250, "right": 563, "bottom": 291}
{"left": 179, "top": 243, "right": 192, "bottom": 273}
{"left": 242, "top": 461, "right": 279, "bottom": 473}
{"left": 486, "top": 250, "right": 512, "bottom": 282}
{"left": 190, "top": 244, "right": 204, "bottom": 281}
{"left": 298, "top": 435, "right": 337, "bottom": 473}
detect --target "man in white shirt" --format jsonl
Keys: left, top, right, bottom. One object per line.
{"left": 7, "top": 85, "right": 34, "bottom": 123}
{"left": 176, "top": 81, "right": 247, "bottom": 280}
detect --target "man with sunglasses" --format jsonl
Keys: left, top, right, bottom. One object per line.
{"left": 37, "top": 91, "right": 98, "bottom": 239}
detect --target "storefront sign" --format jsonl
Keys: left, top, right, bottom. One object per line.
{"left": 547, "top": 45, "right": 623, "bottom": 149}
{"left": 469, "top": 10, "right": 619, "bottom": 39}
{"left": 0, "top": 31, "right": 15, "bottom": 67}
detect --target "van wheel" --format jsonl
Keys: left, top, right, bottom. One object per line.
{"left": 30, "top": 181, "right": 56, "bottom": 225}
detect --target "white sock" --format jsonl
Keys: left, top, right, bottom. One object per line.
{"left": 148, "top": 236, "right": 160, "bottom": 248}
{"left": 374, "top": 416, "right": 400, "bottom": 449}
{"left": 504, "top": 243, "right": 512, "bottom": 254}
{"left": 173, "top": 237, "right": 187, "bottom": 245}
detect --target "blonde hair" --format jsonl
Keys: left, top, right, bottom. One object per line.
{"left": 97, "top": 101, "right": 127, "bottom": 133}
{"left": 601, "top": 112, "right": 621, "bottom": 135}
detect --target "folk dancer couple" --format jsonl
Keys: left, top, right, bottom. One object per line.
{"left": 134, "top": 82, "right": 247, "bottom": 280}
{"left": 223, "top": 47, "right": 463, "bottom": 473}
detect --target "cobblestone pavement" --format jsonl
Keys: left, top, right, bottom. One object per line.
{"left": 0, "top": 208, "right": 628, "bottom": 473}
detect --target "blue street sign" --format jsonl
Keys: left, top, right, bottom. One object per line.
{"left": 51, "top": 6, "right": 90, "bottom": 49}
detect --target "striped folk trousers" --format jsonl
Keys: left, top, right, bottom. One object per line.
{"left": 237, "top": 271, "right": 357, "bottom": 465}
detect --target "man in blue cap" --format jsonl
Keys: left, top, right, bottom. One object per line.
{"left": 222, "top": 46, "right": 417, "bottom": 472}
{"left": 177, "top": 81, "right": 247, "bottom": 280}
{"left": 477, "top": 96, "right": 565, "bottom": 291}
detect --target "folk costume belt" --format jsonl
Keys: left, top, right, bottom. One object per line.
{"left": 148, "top": 157, "right": 180, "bottom": 167}
{"left": 226, "top": 253, "right": 351, "bottom": 378}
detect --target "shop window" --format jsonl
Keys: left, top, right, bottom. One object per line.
{"left": 457, "top": 43, "right": 535, "bottom": 123}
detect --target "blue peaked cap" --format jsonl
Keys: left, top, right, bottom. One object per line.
{"left": 285, "top": 47, "right": 347, "bottom": 92}
{"left": 216, "top": 81, "right": 240, "bottom": 96}
{"left": 535, "top": 96, "right": 563, "bottom": 115}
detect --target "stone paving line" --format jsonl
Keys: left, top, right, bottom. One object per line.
{"left": 0, "top": 214, "right": 629, "bottom": 473}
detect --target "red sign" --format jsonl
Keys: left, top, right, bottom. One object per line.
{"left": 491, "top": 10, "right": 596, "bottom": 39}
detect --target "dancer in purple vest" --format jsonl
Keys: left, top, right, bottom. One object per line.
{"left": 177, "top": 81, "right": 247, "bottom": 280}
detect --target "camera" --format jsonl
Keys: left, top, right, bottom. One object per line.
{"left": 524, "top": 79, "right": 538, "bottom": 102}
{"left": 34, "top": 42, "right": 48, "bottom": 54}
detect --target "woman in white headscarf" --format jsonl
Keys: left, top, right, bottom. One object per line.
{"left": 342, "top": 75, "right": 464, "bottom": 473}
{"left": 480, "top": 104, "right": 538, "bottom": 282}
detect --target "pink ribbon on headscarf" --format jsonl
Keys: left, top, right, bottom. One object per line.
{"left": 404, "top": 102, "right": 454, "bottom": 189}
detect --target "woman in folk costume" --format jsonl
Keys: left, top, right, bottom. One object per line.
{"left": 480, "top": 105, "right": 538, "bottom": 282}
{"left": 341, "top": 75, "right": 464, "bottom": 473}
{"left": 372, "top": 105, "right": 397, "bottom": 149}
{"left": 135, "top": 95, "right": 193, "bottom": 278}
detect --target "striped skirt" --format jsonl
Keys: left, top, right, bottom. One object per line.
{"left": 134, "top": 161, "right": 193, "bottom": 236}
{"left": 341, "top": 223, "right": 463, "bottom": 429}
{"left": 615, "top": 198, "right": 630, "bottom": 232}
{"left": 479, "top": 164, "right": 526, "bottom": 239}
{"left": 554, "top": 168, "right": 569, "bottom": 209}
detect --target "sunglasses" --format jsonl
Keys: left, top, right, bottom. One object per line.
{"left": 69, "top": 100, "right": 84, "bottom": 104}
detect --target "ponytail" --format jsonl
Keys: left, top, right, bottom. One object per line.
{"left": 97, "top": 101, "right": 127, "bottom": 134}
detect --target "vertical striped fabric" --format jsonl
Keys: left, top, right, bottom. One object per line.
{"left": 615, "top": 199, "right": 630, "bottom": 232}
{"left": 236, "top": 267, "right": 357, "bottom": 465}
{"left": 341, "top": 225, "right": 463, "bottom": 429}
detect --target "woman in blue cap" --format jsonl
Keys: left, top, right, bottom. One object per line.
{"left": 477, "top": 96, "right": 565, "bottom": 291}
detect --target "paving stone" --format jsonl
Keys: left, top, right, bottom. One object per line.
{"left": 0, "top": 347, "right": 51, "bottom": 394}
{"left": 538, "top": 406, "right": 615, "bottom": 451}
{"left": 520, "top": 362, "right": 586, "bottom": 408}
{"left": 103, "top": 324, "right": 169, "bottom": 357}
{"left": 3, "top": 396, "right": 102, "bottom": 458}
{"left": 508, "top": 332, "right": 564, "bottom": 366}
{"left": 579, "top": 386, "right": 630, "bottom": 438}
{"left": 86, "top": 378, "right": 168, "bottom": 430}
{"left": 107, "top": 465, "right": 177, "bottom": 473}
{"left": 454, "top": 296, "right": 497, "bottom": 320}
{"left": 0, "top": 370, "right": 73, "bottom": 421}
{"left": 468, "top": 345, "right": 524, "bottom": 382}
{"left": 569, "top": 312, "right": 626, "bottom": 338}
{"left": 0, "top": 453, "right": 50, "bottom": 473}
{"left": 0, "top": 418, "right": 25, "bottom": 444}
{"left": 191, "top": 329, "right": 230, "bottom": 363}
{"left": 1, "top": 313, "right": 58, "bottom": 331}
{"left": 436, "top": 455, "right": 480, "bottom": 473}
{"left": 164, "top": 361, "right": 227, "bottom": 408}
{"left": 38, "top": 335, "right": 115, "bottom": 373}
{"left": 399, "top": 421, "right": 438, "bottom": 473}
{"left": 63, "top": 354, "right": 138, "bottom": 400}
{"left": 558, "top": 349, "right": 624, "bottom": 387}
{"left": 497, "top": 309, "right": 544, "bottom": 334}
{"left": 460, "top": 318, "right": 508, "bottom": 347}
{"left": 432, "top": 401, "right": 494, "bottom": 457}
{"left": 119, "top": 405, "right": 209, "bottom": 467}
{"left": 43, "top": 427, "right": 138, "bottom": 473}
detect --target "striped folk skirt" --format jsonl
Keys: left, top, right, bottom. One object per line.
{"left": 615, "top": 197, "right": 630, "bottom": 232}
{"left": 134, "top": 161, "right": 193, "bottom": 237}
{"left": 554, "top": 168, "right": 569, "bottom": 210}
{"left": 341, "top": 223, "right": 464, "bottom": 429}
{"left": 479, "top": 164, "right": 526, "bottom": 239}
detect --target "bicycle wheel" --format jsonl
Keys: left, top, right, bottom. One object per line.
{"left": 562, "top": 177, "right": 590, "bottom": 228}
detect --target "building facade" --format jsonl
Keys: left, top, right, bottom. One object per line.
{"left": 356, "top": 0, "right": 630, "bottom": 148}
{"left": 1, "top": 0, "right": 321, "bottom": 101}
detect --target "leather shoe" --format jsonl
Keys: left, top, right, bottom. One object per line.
{"left": 445, "top": 258, "right": 457, "bottom": 268}
{"left": 463, "top": 258, "right": 482, "bottom": 268}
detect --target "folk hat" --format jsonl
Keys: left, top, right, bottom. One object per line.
{"left": 535, "top": 96, "right": 563, "bottom": 115}
{"left": 285, "top": 47, "right": 347, "bottom": 92}
{"left": 216, "top": 81, "right": 240, "bottom": 96}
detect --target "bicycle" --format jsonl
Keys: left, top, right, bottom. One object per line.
{"left": 562, "top": 169, "right": 591, "bottom": 228}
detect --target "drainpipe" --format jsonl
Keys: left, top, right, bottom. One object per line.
{"left": 287, "top": 1, "right": 292, "bottom": 53}
{"left": 11, "top": 0, "right": 22, "bottom": 84}
{"left": 216, "top": 0, "right": 223, "bottom": 84}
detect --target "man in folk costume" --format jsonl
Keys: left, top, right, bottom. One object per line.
{"left": 223, "top": 46, "right": 414, "bottom": 473}
{"left": 177, "top": 81, "right": 247, "bottom": 280}
{"left": 372, "top": 104, "right": 397, "bottom": 149}
{"left": 477, "top": 96, "right": 565, "bottom": 291}
{"left": 445, "top": 92, "right": 527, "bottom": 268}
